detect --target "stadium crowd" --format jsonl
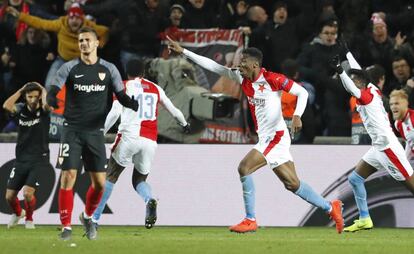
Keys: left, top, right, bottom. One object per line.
{"left": 1, "top": 0, "right": 414, "bottom": 144}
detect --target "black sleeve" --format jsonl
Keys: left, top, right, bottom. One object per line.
{"left": 115, "top": 91, "right": 138, "bottom": 111}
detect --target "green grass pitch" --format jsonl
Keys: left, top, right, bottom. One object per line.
{"left": 1, "top": 225, "right": 414, "bottom": 254}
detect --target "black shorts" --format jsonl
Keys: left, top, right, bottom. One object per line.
{"left": 7, "top": 160, "right": 48, "bottom": 190}
{"left": 59, "top": 127, "right": 106, "bottom": 172}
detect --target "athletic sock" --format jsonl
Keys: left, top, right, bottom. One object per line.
{"left": 135, "top": 181, "right": 152, "bottom": 203}
{"left": 59, "top": 189, "right": 74, "bottom": 227}
{"left": 348, "top": 171, "right": 370, "bottom": 219}
{"left": 24, "top": 196, "right": 36, "bottom": 221}
{"left": 9, "top": 197, "right": 22, "bottom": 216}
{"left": 241, "top": 175, "right": 255, "bottom": 219}
{"left": 85, "top": 186, "right": 104, "bottom": 217}
{"left": 295, "top": 181, "right": 331, "bottom": 212}
{"left": 92, "top": 181, "right": 114, "bottom": 222}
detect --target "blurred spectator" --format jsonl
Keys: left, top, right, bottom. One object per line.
{"left": 250, "top": 1, "right": 316, "bottom": 72}
{"left": 118, "top": 0, "right": 165, "bottom": 72}
{"left": 393, "top": 30, "right": 414, "bottom": 68}
{"left": 7, "top": 27, "right": 52, "bottom": 95}
{"left": 6, "top": 4, "right": 108, "bottom": 90}
{"left": 181, "top": 0, "right": 218, "bottom": 29}
{"left": 297, "top": 19, "right": 350, "bottom": 136}
{"left": 161, "top": 3, "right": 185, "bottom": 38}
{"left": 246, "top": 5, "right": 268, "bottom": 29}
{"left": 336, "top": 0, "right": 370, "bottom": 50}
{"left": 223, "top": 0, "right": 250, "bottom": 29}
{"left": 355, "top": 13, "right": 395, "bottom": 88}
{"left": 388, "top": 56, "right": 414, "bottom": 107}
{"left": 281, "top": 58, "right": 317, "bottom": 143}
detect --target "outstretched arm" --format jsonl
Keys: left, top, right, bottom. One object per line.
{"left": 104, "top": 100, "right": 122, "bottom": 135}
{"left": 167, "top": 36, "right": 243, "bottom": 84}
{"left": 158, "top": 86, "right": 187, "bottom": 127}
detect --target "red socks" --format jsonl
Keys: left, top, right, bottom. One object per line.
{"left": 9, "top": 197, "right": 22, "bottom": 216}
{"left": 59, "top": 186, "right": 103, "bottom": 226}
{"left": 24, "top": 196, "right": 36, "bottom": 221}
{"left": 59, "top": 189, "right": 74, "bottom": 227}
{"left": 85, "top": 186, "right": 103, "bottom": 217}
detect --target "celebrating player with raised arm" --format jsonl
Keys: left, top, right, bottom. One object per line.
{"left": 167, "top": 36, "right": 344, "bottom": 234}
{"left": 333, "top": 52, "right": 414, "bottom": 232}
{"left": 3, "top": 82, "right": 50, "bottom": 229}
{"left": 46, "top": 27, "right": 138, "bottom": 241}
{"left": 92, "top": 58, "right": 189, "bottom": 228}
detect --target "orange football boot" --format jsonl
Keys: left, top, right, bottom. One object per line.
{"left": 229, "top": 218, "right": 258, "bottom": 233}
{"left": 329, "top": 200, "right": 344, "bottom": 234}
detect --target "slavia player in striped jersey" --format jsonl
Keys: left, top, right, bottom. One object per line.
{"left": 332, "top": 51, "right": 414, "bottom": 232}
{"left": 390, "top": 88, "right": 414, "bottom": 169}
{"left": 167, "top": 36, "right": 344, "bottom": 234}
{"left": 92, "top": 58, "right": 190, "bottom": 228}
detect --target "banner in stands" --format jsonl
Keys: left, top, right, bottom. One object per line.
{"left": 1, "top": 144, "right": 413, "bottom": 228}
{"left": 160, "top": 29, "right": 253, "bottom": 144}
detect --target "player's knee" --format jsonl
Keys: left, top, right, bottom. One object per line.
{"left": 60, "top": 171, "right": 76, "bottom": 185}
{"left": 237, "top": 162, "right": 250, "bottom": 177}
{"left": 23, "top": 191, "right": 34, "bottom": 201}
{"left": 284, "top": 179, "right": 300, "bottom": 192}
{"left": 93, "top": 180, "right": 105, "bottom": 191}
{"left": 107, "top": 175, "right": 119, "bottom": 184}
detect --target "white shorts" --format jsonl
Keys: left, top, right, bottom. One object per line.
{"left": 254, "top": 130, "right": 292, "bottom": 168}
{"left": 362, "top": 141, "right": 414, "bottom": 181}
{"left": 111, "top": 134, "right": 157, "bottom": 175}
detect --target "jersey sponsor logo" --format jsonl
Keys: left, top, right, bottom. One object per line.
{"left": 247, "top": 96, "right": 265, "bottom": 107}
{"left": 74, "top": 83, "right": 106, "bottom": 93}
{"left": 98, "top": 72, "right": 106, "bottom": 81}
{"left": 75, "top": 74, "right": 84, "bottom": 78}
{"left": 35, "top": 182, "right": 40, "bottom": 186}
{"left": 19, "top": 118, "right": 41, "bottom": 127}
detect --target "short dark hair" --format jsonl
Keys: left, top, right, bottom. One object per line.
{"left": 281, "top": 58, "right": 298, "bottom": 79}
{"left": 242, "top": 47, "right": 263, "bottom": 66}
{"left": 349, "top": 69, "right": 371, "bottom": 84}
{"left": 318, "top": 18, "right": 338, "bottom": 33}
{"left": 273, "top": 1, "right": 287, "bottom": 13}
{"left": 126, "top": 58, "right": 145, "bottom": 77}
{"left": 78, "top": 27, "right": 98, "bottom": 39}
{"left": 392, "top": 55, "right": 409, "bottom": 65}
{"left": 365, "top": 64, "right": 385, "bottom": 85}
{"left": 22, "top": 82, "right": 42, "bottom": 96}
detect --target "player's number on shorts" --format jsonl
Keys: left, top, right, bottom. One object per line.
{"left": 59, "top": 143, "right": 70, "bottom": 157}
{"left": 136, "top": 94, "right": 156, "bottom": 119}
{"left": 9, "top": 168, "right": 15, "bottom": 178}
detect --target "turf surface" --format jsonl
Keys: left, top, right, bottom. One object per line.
{"left": 1, "top": 225, "right": 414, "bottom": 254}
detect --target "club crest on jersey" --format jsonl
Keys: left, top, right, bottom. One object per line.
{"left": 98, "top": 72, "right": 106, "bottom": 81}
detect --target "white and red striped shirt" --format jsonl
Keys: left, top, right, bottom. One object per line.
{"left": 339, "top": 76, "right": 398, "bottom": 150}
{"left": 395, "top": 109, "right": 414, "bottom": 157}
{"left": 182, "top": 49, "right": 308, "bottom": 140}
{"left": 105, "top": 78, "right": 187, "bottom": 141}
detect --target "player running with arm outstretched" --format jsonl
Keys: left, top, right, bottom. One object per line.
{"left": 167, "top": 36, "right": 344, "bottom": 234}
{"left": 333, "top": 51, "right": 414, "bottom": 232}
